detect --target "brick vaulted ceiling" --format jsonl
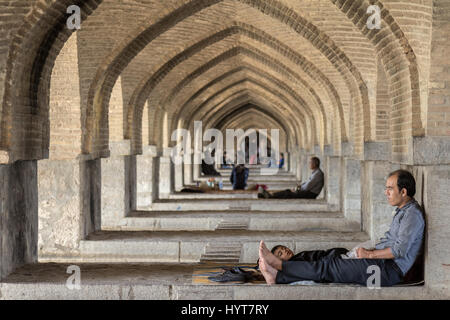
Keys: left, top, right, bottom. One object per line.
{"left": 0, "top": 0, "right": 433, "bottom": 161}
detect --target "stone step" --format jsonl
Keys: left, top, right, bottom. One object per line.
{"left": 103, "top": 210, "right": 359, "bottom": 232}
{"left": 200, "top": 243, "right": 242, "bottom": 263}
{"left": 166, "top": 192, "right": 259, "bottom": 199}
{"left": 217, "top": 168, "right": 293, "bottom": 175}
{"left": 185, "top": 182, "right": 297, "bottom": 191}
{"left": 68, "top": 230, "right": 370, "bottom": 264}
{"left": 2, "top": 263, "right": 438, "bottom": 300}
{"left": 149, "top": 198, "right": 332, "bottom": 212}
{"left": 197, "top": 175, "right": 298, "bottom": 182}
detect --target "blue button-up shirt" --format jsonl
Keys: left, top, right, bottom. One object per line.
{"left": 375, "top": 199, "right": 425, "bottom": 275}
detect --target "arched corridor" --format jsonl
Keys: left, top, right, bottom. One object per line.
{"left": 0, "top": 0, "right": 449, "bottom": 299}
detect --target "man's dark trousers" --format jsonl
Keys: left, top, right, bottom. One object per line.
{"left": 276, "top": 254, "right": 404, "bottom": 286}
{"left": 270, "top": 189, "right": 317, "bottom": 199}
{"left": 290, "top": 248, "right": 349, "bottom": 262}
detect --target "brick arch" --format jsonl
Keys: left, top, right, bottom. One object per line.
{"left": 201, "top": 92, "right": 303, "bottom": 148}
{"left": 134, "top": 52, "right": 317, "bottom": 153}
{"left": 188, "top": 88, "right": 304, "bottom": 148}
{"left": 170, "top": 64, "right": 314, "bottom": 148}
{"left": 330, "top": 0, "right": 424, "bottom": 156}
{"left": 84, "top": 0, "right": 371, "bottom": 157}
{"left": 125, "top": 39, "right": 325, "bottom": 153}
{"left": 179, "top": 77, "right": 308, "bottom": 147}
{"left": 0, "top": 0, "right": 102, "bottom": 162}
{"left": 128, "top": 47, "right": 326, "bottom": 154}
{"left": 156, "top": 22, "right": 345, "bottom": 140}
{"left": 187, "top": 82, "right": 307, "bottom": 148}
{"left": 216, "top": 108, "right": 289, "bottom": 152}
{"left": 168, "top": 65, "right": 307, "bottom": 141}
{"left": 156, "top": 43, "right": 328, "bottom": 144}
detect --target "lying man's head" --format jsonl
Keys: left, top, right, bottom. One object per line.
{"left": 271, "top": 245, "right": 294, "bottom": 261}
{"left": 385, "top": 170, "right": 416, "bottom": 208}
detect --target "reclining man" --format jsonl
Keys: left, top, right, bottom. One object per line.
{"left": 258, "top": 157, "right": 324, "bottom": 199}
{"left": 258, "top": 170, "right": 425, "bottom": 287}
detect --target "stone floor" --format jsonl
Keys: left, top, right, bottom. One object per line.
{"left": 1, "top": 263, "right": 448, "bottom": 300}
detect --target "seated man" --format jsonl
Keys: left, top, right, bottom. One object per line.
{"left": 258, "top": 157, "right": 324, "bottom": 199}
{"left": 258, "top": 170, "right": 425, "bottom": 287}
{"left": 230, "top": 164, "right": 249, "bottom": 190}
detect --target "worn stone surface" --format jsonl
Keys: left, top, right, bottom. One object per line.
{"left": 136, "top": 148, "right": 158, "bottom": 209}
{"left": 423, "top": 166, "right": 450, "bottom": 289}
{"left": 342, "top": 158, "right": 362, "bottom": 224}
{"left": 38, "top": 159, "right": 83, "bottom": 258}
{"left": 2, "top": 263, "right": 448, "bottom": 300}
{"left": 0, "top": 161, "right": 38, "bottom": 280}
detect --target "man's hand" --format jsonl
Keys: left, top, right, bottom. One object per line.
{"left": 356, "top": 247, "right": 373, "bottom": 259}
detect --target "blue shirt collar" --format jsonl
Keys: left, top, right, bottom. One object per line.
{"left": 396, "top": 198, "right": 416, "bottom": 213}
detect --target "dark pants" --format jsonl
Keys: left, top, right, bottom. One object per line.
{"left": 270, "top": 189, "right": 318, "bottom": 199}
{"left": 290, "top": 248, "right": 349, "bottom": 262}
{"left": 275, "top": 249, "right": 404, "bottom": 286}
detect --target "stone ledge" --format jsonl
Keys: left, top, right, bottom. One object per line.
{"left": 1, "top": 282, "right": 446, "bottom": 300}
{"left": 3, "top": 263, "right": 445, "bottom": 300}
{"left": 364, "top": 141, "right": 391, "bottom": 161}
{"left": 413, "top": 136, "right": 450, "bottom": 165}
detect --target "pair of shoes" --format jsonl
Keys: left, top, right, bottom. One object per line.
{"left": 209, "top": 267, "right": 259, "bottom": 283}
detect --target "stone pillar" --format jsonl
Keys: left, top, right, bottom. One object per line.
{"left": 38, "top": 157, "right": 101, "bottom": 260}
{"left": 361, "top": 160, "right": 393, "bottom": 241}
{"left": 301, "top": 150, "right": 311, "bottom": 182}
{"left": 136, "top": 145, "right": 159, "bottom": 210}
{"left": 174, "top": 157, "right": 184, "bottom": 192}
{"left": 159, "top": 147, "right": 175, "bottom": 198}
{"left": 342, "top": 157, "right": 362, "bottom": 224}
{"left": 326, "top": 156, "right": 341, "bottom": 211}
{"left": 0, "top": 161, "right": 38, "bottom": 280}
{"left": 184, "top": 153, "right": 193, "bottom": 186}
{"left": 193, "top": 161, "right": 201, "bottom": 182}
{"left": 423, "top": 165, "right": 450, "bottom": 290}
{"left": 294, "top": 149, "right": 303, "bottom": 180}
{"left": 283, "top": 152, "right": 290, "bottom": 172}
{"left": 361, "top": 142, "right": 392, "bottom": 241}
{"left": 101, "top": 141, "right": 133, "bottom": 228}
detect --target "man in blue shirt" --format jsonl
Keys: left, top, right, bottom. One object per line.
{"left": 258, "top": 169, "right": 425, "bottom": 286}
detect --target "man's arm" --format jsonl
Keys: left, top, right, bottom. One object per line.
{"left": 357, "top": 247, "right": 395, "bottom": 259}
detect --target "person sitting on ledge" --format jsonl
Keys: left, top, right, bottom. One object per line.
{"left": 257, "top": 170, "right": 425, "bottom": 287}
{"left": 258, "top": 157, "right": 324, "bottom": 199}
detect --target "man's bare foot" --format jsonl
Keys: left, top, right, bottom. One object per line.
{"left": 259, "top": 256, "right": 277, "bottom": 285}
{"left": 259, "top": 241, "right": 283, "bottom": 271}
